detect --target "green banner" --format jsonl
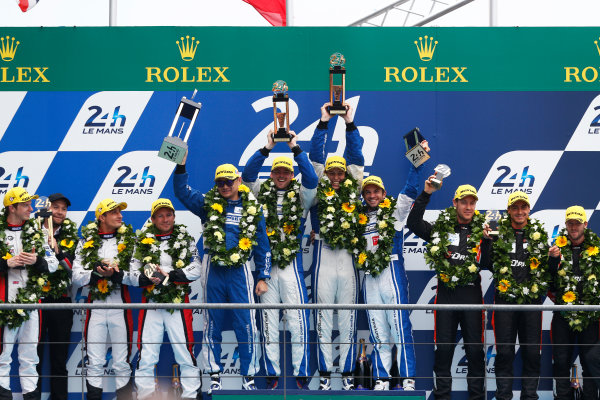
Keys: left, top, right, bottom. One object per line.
{"left": 1, "top": 27, "right": 600, "bottom": 91}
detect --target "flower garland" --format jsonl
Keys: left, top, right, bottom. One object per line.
{"left": 354, "top": 197, "right": 397, "bottom": 276}
{"left": 424, "top": 207, "right": 486, "bottom": 289}
{"left": 257, "top": 178, "right": 303, "bottom": 268}
{"left": 492, "top": 216, "right": 550, "bottom": 304}
{"left": 316, "top": 175, "right": 362, "bottom": 251}
{"left": 203, "top": 184, "right": 260, "bottom": 267}
{"left": 134, "top": 223, "right": 194, "bottom": 308}
{"left": 553, "top": 228, "right": 600, "bottom": 331}
{"left": 1, "top": 219, "right": 48, "bottom": 328}
{"left": 80, "top": 221, "right": 135, "bottom": 301}
{"left": 41, "top": 218, "right": 79, "bottom": 299}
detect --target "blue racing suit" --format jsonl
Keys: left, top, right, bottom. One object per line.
{"left": 362, "top": 164, "right": 421, "bottom": 381}
{"left": 242, "top": 146, "right": 317, "bottom": 379}
{"left": 174, "top": 167, "right": 271, "bottom": 377}
{"left": 309, "top": 120, "right": 364, "bottom": 376}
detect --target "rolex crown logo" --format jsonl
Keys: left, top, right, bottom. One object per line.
{"left": 595, "top": 37, "right": 600, "bottom": 56}
{"left": 176, "top": 35, "right": 199, "bottom": 62}
{"left": 414, "top": 35, "right": 438, "bottom": 62}
{"left": 0, "top": 36, "right": 20, "bottom": 62}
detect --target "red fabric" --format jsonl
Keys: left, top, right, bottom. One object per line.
{"left": 17, "top": 0, "right": 39, "bottom": 12}
{"left": 243, "top": 0, "right": 286, "bottom": 26}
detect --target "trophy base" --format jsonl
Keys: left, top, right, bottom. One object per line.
{"left": 273, "top": 131, "right": 291, "bottom": 142}
{"left": 431, "top": 178, "right": 443, "bottom": 190}
{"left": 328, "top": 105, "right": 347, "bottom": 115}
{"left": 158, "top": 136, "right": 188, "bottom": 164}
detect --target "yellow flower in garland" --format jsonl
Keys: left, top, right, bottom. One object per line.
{"left": 117, "top": 243, "right": 126, "bottom": 253}
{"left": 266, "top": 227, "right": 275, "bottom": 237}
{"left": 283, "top": 223, "right": 295, "bottom": 235}
{"left": 555, "top": 236, "right": 568, "bottom": 248}
{"left": 83, "top": 240, "right": 94, "bottom": 249}
{"left": 358, "top": 252, "right": 367, "bottom": 265}
{"left": 60, "top": 239, "right": 74, "bottom": 249}
{"left": 141, "top": 237, "right": 155, "bottom": 245}
{"left": 379, "top": 198, "right": 391, "bottom": 209}
{"left": 238, "top": 184, "right": 250, "bottom": 193}
{"left": 440, "top": 273, "right": 450, "bottom": 283}
{"left": 529, "top": 257, "right": 540, "bottom": 270}
{"left": 342, "top": 202, "right": 356, "bottom": 213}
{"left": 358, "top": 214, "right": 368, "bottom": 225}
{"left": 498, "top": 279, "right": 511, "bottom": 293}
{"left": 325, "top": 189, "right": 335, "bottom": 197}
{"left": 587, "top": 246, "right": 599, "bottom": 257}
{"left": 42, "top": 281, "right": 51, "bottom": 292}
{"left": 239, "top": 237, "right": 252, "bottom": 251}
{"left": 97, "top": 279, "right": 109, "bottom": 294}
{"left": 471, "top": 243, "right": 481, "bottom": 254}
{"left": 211, "top": 203, "right": 224, "bottom": 214}
{"left": 2, "top": 252, "right": 12, "bottom": 260}
{"left": 562, "top": 291, "right": 576, "bottom": 303}
{"left": 146, "top": 284, "right": 155, "bottom": 293}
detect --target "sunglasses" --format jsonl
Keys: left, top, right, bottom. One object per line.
{"left": 216, "top": 179, "right": 236, "bottom": 188}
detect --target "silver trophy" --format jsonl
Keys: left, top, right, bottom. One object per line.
{"left": 431, "top": 164, "right": 451, "bottom": 189}
{"left": 158, "top": 90, "right": 202, "bottom": 164}
{"left": 485, "top": 210, "right": 503, "bottom": 237}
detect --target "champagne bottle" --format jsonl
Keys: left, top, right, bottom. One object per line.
{"left": 571, "top": 364, "right": 583, "bottom": 400}
{"left": 354, "top": 339, "right": 372, "bottom": 390}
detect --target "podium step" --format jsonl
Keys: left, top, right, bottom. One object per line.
{"left": 209, "top": 389, "right": 426, "bottom": 399}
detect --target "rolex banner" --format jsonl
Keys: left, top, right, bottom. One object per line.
{"left": 1, "top": 27, "right": 600, "bottom": 399}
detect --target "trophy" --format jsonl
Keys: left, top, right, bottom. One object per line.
{"left": 485, "top": 210, "right": 503, "bottom": 238}
{"left": 403, "top": 127, "right": 430, "bottom": 168}
{"left": 272, "top": 80, "right": 291, "bottom": 142}
{"left": 158, "top": 89, "right": 202, "bottom": 164}
{"left": 169, "top": 363, "right": 183, "bottom": 400}
{"left": 328, "top": 52, "right": 347, "bottom": 115}
{"left": 431, "top": 164, "right": 451, "bottom": 190}
{"left": 144, "top": 263, "right": 169, "bottom": 285}
{"left": 33, "top": 196, "right": 55, "bottom": 249}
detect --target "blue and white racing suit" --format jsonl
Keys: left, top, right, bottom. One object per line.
{"left": 309, "top": 120, "right": 364, "bottom": 376}
{"left": 174, "top": 168, "right": 271, "bottom": 377}
{"left": 242, "top": 146, "right": 317, "bottom": 378}
{"left": 362, "top": 165, "right": 421, "bottom": 381}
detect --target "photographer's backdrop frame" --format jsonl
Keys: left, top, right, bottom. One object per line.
{"left": 1, "top": 26, "right": 600, "bottom": 398}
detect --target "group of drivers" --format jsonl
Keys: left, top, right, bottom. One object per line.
{"left": 1, "top": 103, "right": 599, "bottom": 400}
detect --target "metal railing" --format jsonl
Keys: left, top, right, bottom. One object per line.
{"left": 2, "top": 302, "right": 599, "bottom": 397}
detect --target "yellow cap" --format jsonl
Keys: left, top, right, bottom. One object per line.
{"left": 565, "top": 205, "right": 587, "bottom": 223}
{"left": 454, "top": 185, "right": 478, "bottom": 200}
{"left": 215, "top": 164, "right": 240, "bottom": 181}
{"left": 325, "top": 156, "right": 347, "bottom": 172}
{"left": 362, "top": 175, "right": 385, "bottom": 192}
{"left": 3, "top": 187, "right": 39, "bottom": 207}
{"left": 95, "top": 198, "right": 127, "bottom": 219}
{"left": 507, "top": 191, "right": 530, "bottom": 208}
{"left": 151, "top": 198, "right": 175, "bottom": 217}
{"left": 271, "top": 156, "right": 294, "bottom": 172}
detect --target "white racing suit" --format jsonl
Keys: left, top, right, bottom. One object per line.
{"left": 72, "top": 233, "right": 134, "bottom": 395}
{"left": 0, "top": 223, "right": 58, "bottom": 397}
{"left": 128, "top": 231, "right": 203, "bottom": 400}
{"left": 309, "top": 120, "right": 364, "bottom": 376}
{"left": 362, "top": 165, "right": 420, "bottom": 382}
{"left": 242, "top": 147, "right": 317, "bottom": 379}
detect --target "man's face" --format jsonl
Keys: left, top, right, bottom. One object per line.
{"left": 325, "top": 168, "right": 346, "bottom": 190}
{"left": 508, "top": 201, "right": 530, "bottom": 228}
{"left": 453, "top": 196, "right": 477, "bottom": 224}
{"left": 99, "top": 208, "right": 123, "bottom": 232}
{"left": 216, "top": 177, "right": 241, "bottom": 200}
{"left": 50, "top": 199, "right": 68, "bottom": 226}
{"left": 151, "top": 207, "right": 175, "bottom": 235}
{"left": 270, "top": 167, "right": 294, "bottom": 190}
{"left": 363, "top": 185, "right": 386, "bottom": 209}
{"left": 566, "top": 219, "right": 587, "bottom": 244}
{"left": 9, "top": 201, "right": 33, "bottom": 223}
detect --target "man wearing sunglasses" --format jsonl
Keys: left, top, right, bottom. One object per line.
{"left": 242, "top": 129, "right": 317, "bottom": 390}
{"left": 174, "top": 157, "right": 271, "bottom": 392}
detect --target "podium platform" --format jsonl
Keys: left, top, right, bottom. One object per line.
{"left": 209, "top": 389, "right": 427, "bottom": 399}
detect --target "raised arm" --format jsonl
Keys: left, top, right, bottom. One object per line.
{"left": 341, "top": 105, "right": 365, "bottom": 186}
{"left": 406, "top": 190, "right": 434, "bottom": 241}
{"left": 173, "top": 164, "right": 207, "bottom": 222}
{"left": 309, "top": 103, "right": 332, "bottom": 180}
